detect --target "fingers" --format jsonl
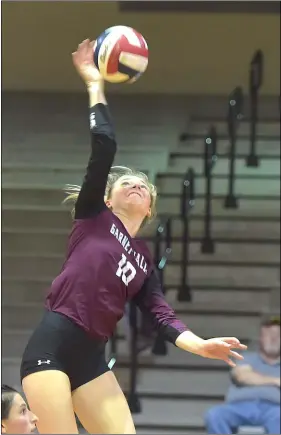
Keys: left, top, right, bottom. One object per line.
{"left": 224, "top": 358, "right": 236, "bottom": 368}
{"left": 72, "top": 39, "right": 93, "bottom": 70}
{"left": 219, "top": 337, "right": 241, "bottom": 344}
{"left": 220, "top": 337, "right": 248, "bottom": 350}
{"left": 229, "top": 350, "right": 244, "bottom": 360}
{"left": 72, "top": 39, "right": 91, "bottom": 56}
{"left": 236, "top": 344, "right": 248, "bottom": 350}
{"left": 79, "top": 39, "right": 90, "bottom": 48}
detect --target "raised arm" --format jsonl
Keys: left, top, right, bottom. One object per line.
{"left": 133, "top": 268, "right": 247, "bottom": 366}
{"left": 72, "top": 39, "right": 117, "bottom": 219}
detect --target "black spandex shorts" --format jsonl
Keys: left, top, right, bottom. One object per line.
{"left": 20, "top": 310, "right": 110, "bottom": 391}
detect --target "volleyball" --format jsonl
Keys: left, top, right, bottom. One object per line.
{"left": 93, "top": 26, "right": 149, "bottom": 84}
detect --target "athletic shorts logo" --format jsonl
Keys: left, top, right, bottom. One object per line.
{"left": 37, "top": 359, "right": 51, "bottom": 366}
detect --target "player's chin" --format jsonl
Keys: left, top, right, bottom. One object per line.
{"left": 127, "top": 199, "right": 147, "bottom": 214}
{"left": 126, "top": 195, "right": 143, "bottom": 206}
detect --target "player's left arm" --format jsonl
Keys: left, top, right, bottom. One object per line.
{"left": 132, "top": 267, "right": 188, "bottom": 344}
{"left": 133, "top": 268, "right": 247, "bottom": 365}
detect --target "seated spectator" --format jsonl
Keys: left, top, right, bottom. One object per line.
{"left": 1, "top": 385, "right": 38, "bottom": 434}
{"left": 205, "top": 316, "right": 280, "bottom": 434}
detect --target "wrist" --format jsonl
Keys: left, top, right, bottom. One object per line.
{"left": 87, "top": 80, "right": 104, "bottom": 92}
{"left": 175, "top": 331, "right": 206, "bottom": 355}
{"left": 87, "top": 81, "right": 107, "bottom": 107}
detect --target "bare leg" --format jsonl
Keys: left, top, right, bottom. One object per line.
{"left": 22, "top": 370, "right": 79, "bottom": 434}
{"left": 72, "top": 371, "right": 136, "bottom": 434}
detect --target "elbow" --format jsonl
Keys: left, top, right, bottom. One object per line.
{"left": 231, "top": 366, "right": 251, "bottom": 386}
{"left": 231, "top": 372, "right": 244, "bottom": 387}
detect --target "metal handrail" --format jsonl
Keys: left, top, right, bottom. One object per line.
{"left": 201, "top": 126, "right": 217, "bottom": 254}
{"left": 178, "top": 168, "right": 195, "bottom": 301}
{"left": 246, "top": 50, "right": 264, "bottom": 167}
{"left": 224, "top": 87, "right": 243, "bottom": 209}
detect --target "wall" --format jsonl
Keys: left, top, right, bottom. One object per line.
{"left": 2, "top": 2, "right": 280, "bottom": 95}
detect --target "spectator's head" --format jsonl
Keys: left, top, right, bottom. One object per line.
{"left": 259, "top": 316, "right": 280, "bottom": 360}
{"left": 1, "top": 385, "right": 38, "bottom": 434}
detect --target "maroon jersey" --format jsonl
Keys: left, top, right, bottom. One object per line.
{"left": 45, "top": 103, "right": 188, "bottom": 343}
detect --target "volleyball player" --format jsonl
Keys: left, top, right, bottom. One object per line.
{"left": 20, "top": 39, "right": 247, "bottom": 434}
{"left": 1, "top": 385, "right": 38, "bottom": 434}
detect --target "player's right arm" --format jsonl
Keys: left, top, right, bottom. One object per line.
{"left": 72, "top": 39, "right": 117, "bottom": 219}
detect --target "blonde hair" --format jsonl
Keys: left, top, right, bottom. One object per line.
{"left": 64, "top": 166, "right": 157, "bottom": 227}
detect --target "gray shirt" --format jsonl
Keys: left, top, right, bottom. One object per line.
{"left": 226, "top": 351, "right": 280, "bottom": 404}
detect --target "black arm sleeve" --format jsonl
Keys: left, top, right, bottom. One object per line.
{"left": 74, "top": 103, "right": 117, "bottom": 219}
{"left": 132, "top": 268, "right": 188, "bottom": 344}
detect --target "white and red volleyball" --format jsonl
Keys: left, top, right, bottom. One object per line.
{"left": 93, "top": 26, "right": 149, "bottom": 84}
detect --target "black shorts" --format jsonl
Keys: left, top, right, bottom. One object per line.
{"left": 20, "top": 310, "right": 110, "bottom": 391}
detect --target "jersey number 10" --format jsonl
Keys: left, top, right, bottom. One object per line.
{"left": 116, "top": 253, "right": 136, "bottom": 286}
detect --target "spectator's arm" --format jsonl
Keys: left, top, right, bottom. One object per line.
{"left": 232, "top": 364, "right": 280, "bottom": 387}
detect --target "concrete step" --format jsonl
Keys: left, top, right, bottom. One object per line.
{"left": 163, "top": 263, "right": 280, "bottom": 288}
{"left": 157, "top": 196, "right": 280, "bottom": 218}
{"left": 4, "top": 229, "right": 280, "bottom": 257}
{"left": 168, "top": 155, "right": 280, "bottom": 176}
{"left": 3, "top": 172, "right": 281, "bottom": 197}
{"left": 143, "top": 218, "right": 280, "bottom": 240}
{"left": 2, "top": 192, "right": 280, "bottom": 219}
{"left": 3, "top": 214, "right": 280, "bottom": 239}
{"left": 2, "top": 253, "right": 279, "bottom": 287}
{"left": 2, "top": 275, "right": 273, "bottom": 310}
{"left": 117, "top": 310, "right": 263, "bottom": 339}
{"left": 0, "top": 355, "right": 216, "bottom": 429}
{"left": 158, "top": 174, "right": 280, "bottom": 196}
{"left": 3, "top": 156, "right": 280, "bottom": 188}
{"left": 117, "top": 366, "right": 231, "bottom": 396}
{"left": 2, "top": 248, "right": 279, "bottom": 278}
{"left": 1, "top": 358, "right": 23, "bottom": 390}
{"left": 2, "top": 148, "right": 169, "bottom": 183}
{"left": 178, "top": 138, "right": 280, "bottom": 157}
{"left": 3, "top": 237, "right": 279, "bottom": 265}
{"left": 3, "top": 330, "right": 34, "bottom": 358}
{"left": 2, "top": 207, "right": 73, "bottom": 229}
{"left": 189, "top": 120, "right": 280, "bottom": 137}
{"left": 132, "top": 396, "right": 221, "bottom": 427}
{"left": 1, "top": 302, "right": 264, "bottom": 338}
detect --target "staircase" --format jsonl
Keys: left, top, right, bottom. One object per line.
{"left": 2, "top": 94, "right": 280, "bottom": 434}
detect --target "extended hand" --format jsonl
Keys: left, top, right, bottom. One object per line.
{"left": 72, "top": 39, "right": 103, "bottom": 86}
{"left": 200, "top": 337, "right": 247, "bottom": 367}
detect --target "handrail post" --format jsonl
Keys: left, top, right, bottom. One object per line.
{"left": 246, "top": 50, "right": 263, "bottom": 167}
{"left": 224, "top": 86, "right": 243, "bottom": 209}
{"left": 152, "top": 218, "right": 172, "bottom": 356}
{"left": 201, "top": 126, "right": 217, "bottom": 254}
{"left": 178, "top": 168, "right": 195, "bottom": 301}
{"left": 127, "top": 300, "right": 141, "bottom": 413}
{"left": 109, "top": 331, "right": 117, "bottom": 360}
